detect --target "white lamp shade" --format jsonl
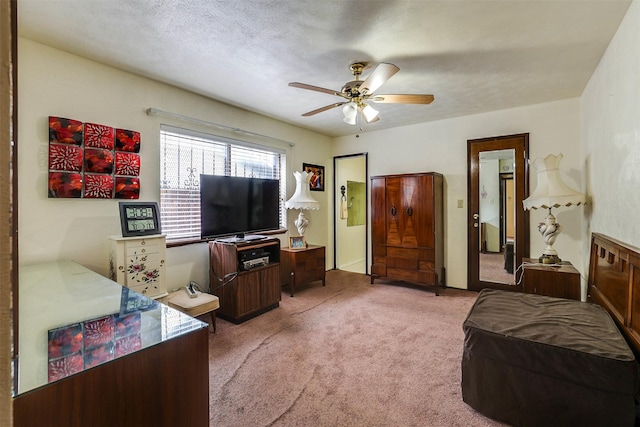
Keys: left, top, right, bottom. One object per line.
{"left": 285, "top": 171, "right": 320, "bottom": 210}
{"left": 523, "top": 153, "right": 586, "bottom": 210}
{"left": 361, "top": 104, "right": 379, "bottom": 123}
{"left": 342, "top": 102, "right": 357, "bottom": 125}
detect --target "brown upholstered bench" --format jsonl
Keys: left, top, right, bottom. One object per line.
{"left": 462, "top": 289, "right": 637, "bottom": 427}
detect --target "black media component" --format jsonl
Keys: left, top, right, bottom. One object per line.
{"left": 240, "top": 248, "right": 267, "bottom": 262}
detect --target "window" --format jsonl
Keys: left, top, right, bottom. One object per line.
{"left": 160, "top": 126, "right": 286, "bottom": 242}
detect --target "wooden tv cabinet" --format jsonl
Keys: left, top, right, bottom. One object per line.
{"left": 209, "top": 238, "right": 281, "bottom": 323}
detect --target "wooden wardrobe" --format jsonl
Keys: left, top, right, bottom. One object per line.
{"left": 370, "top": 172, "right": 445, "bottom": 294}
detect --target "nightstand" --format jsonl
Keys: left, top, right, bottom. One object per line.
{"left": 280, "top": 245, "right": 326, "bottom": 296}
{"left": 521, "top": 258, "right": 581, "bottom": 301}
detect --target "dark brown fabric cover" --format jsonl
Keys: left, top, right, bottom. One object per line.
{"left": 462, "top": 289, "right": 637, "bottom": 427}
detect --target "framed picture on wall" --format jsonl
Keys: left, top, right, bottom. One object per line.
{"left": 303, "top": 163, "right": 324, "bottom": 191}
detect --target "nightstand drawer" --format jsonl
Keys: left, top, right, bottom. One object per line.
{"left": 522, "top": 258, "right": 581, "bottom": 301}
{"left": 280, "top": 245, "right": 326, "bottom": 296}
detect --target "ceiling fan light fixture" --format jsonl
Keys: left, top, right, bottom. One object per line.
{"left": 343, "top": 115, "right": 357, "bottom": 125}
{"left": 290, "top": 62, "right": 434, "bottom": 125}
{"left": 342, "top": 102, "right": 358, "bottom": 125}
{"left": 361, "top": 104, "right": 379, "bottom": 123}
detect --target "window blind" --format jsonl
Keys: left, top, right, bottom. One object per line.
{"left": 160, "top": 126, "right": 286, "bottom": 242}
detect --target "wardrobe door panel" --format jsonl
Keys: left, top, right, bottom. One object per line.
{"left": 371, "top": 177, "right": 387, "bottom": 245}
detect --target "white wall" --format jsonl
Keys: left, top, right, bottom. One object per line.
{"left": 581, "top": 0, "right": 640, "bottom": 265}
{"left": 18, "top": 38, "right": 332, "bottom": 289}
{"left": 332, "top": 98, "right": 583, "bottom": 289}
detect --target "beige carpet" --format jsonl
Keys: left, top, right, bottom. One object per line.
{"left": 207, "top": 270, "right": 505, "bottom": 427}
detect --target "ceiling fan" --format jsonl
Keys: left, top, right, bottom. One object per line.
{"left": 289, "top": 61, "right": 434, "bottom": 126}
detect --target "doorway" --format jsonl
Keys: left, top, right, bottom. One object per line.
{"left": 468, "top": 134, "right": 529, "bottom": 292}
{"left": 333, "top": 153, "right": 368, "bottom": 273}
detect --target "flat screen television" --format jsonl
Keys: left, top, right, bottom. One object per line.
{"left": 200, "top": 174, "right": 280, "bottom": 241}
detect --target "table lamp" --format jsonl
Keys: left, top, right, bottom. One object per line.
{"left": 285, "top": 170, "right": 320, "bottom": 236}
{"left": 522, "top": 153, "right": 586, "bottom": 264}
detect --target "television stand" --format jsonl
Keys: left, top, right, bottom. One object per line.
{"left": 209, "top": 237, "right": 281, "bottom": 323}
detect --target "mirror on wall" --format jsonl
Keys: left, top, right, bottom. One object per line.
{"left": 468, "top": 133, "right": 529, "bottom": 293}
{"left": 478, "top": 150, "right": 515, "bottom": 285}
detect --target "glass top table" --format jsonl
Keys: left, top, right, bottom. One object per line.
{"left": 17, "top": 260, "right": 207, "bottom": 395}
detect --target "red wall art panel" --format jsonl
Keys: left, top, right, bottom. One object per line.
{"left": 47, "top": 311, "right": 143, "bottom": 382}
{"left": 48, "top": 116, "right": 141, "bottom": 199}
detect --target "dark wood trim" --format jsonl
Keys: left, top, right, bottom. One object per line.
{"left": 499, "top": 173, "right": 514, "bottom": 247}
{"left": 467, "top": 134, "right": 529, "bottom": 292}
{"left": 11, "top": 0, "right": 19, "bottom": 392}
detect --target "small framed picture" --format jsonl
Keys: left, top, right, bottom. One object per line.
{"left": 118, "top": 201, "right": 161, "bottom": 237}
{"left": 289, "top": 236, "right": 307, "bottom": 249}
{"left": 303, "top": 163, "right": 324, "bottom": 191}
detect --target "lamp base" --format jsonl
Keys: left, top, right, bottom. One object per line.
{"left": 294, "top": 211, "right": 310, "bottom": 236}
{"left": 539, "top": 254, "right": 561, "bottom": 264}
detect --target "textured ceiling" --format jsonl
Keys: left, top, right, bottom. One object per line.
{"left": 17, "top": 0, "right": 631, "bottom": 137}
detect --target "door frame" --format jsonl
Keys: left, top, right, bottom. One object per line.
{"left": 467, "top": 134, "right": 529, "bottom": 292}
{"left": 500, "top": 173, "right": 514, "bottom": 245}
{"left": 332, "top": 152, "right": 368, "bottom": 272}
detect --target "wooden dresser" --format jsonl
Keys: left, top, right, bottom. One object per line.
{"left": 370, "top": 172, "right": 445, "bottom": 294}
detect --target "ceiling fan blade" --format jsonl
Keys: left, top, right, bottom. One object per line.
{"left": 359, "top": 63, "right": 400, "bottom": 95}
{"left": 289, "top": 82, "right": 342, "bottom": 97}
{"left": 301, "top": 102, "right": 346, "bottom": 117}
{"left": 371, "top": 94, "right": 435, "bottom": 104}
